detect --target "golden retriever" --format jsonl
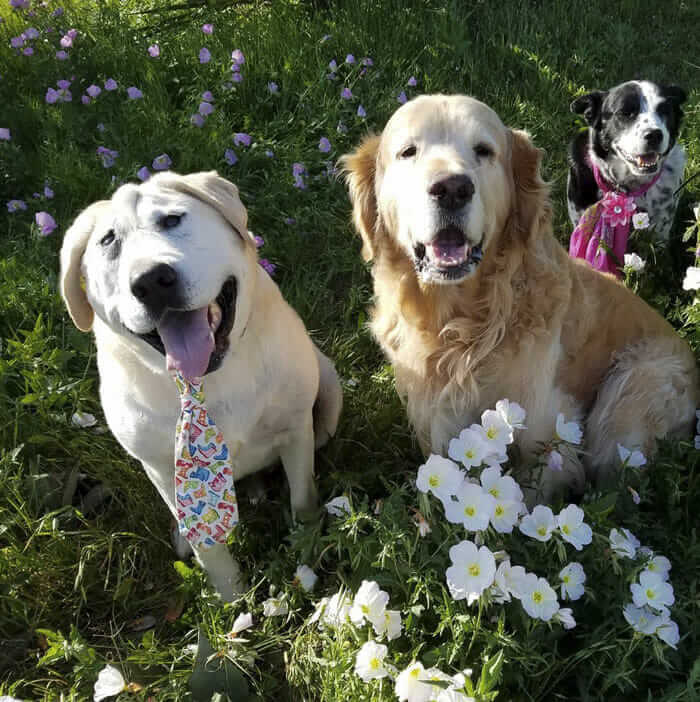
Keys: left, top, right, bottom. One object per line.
{"left": 341, "top": 94, "right": 697, "bottom": 497}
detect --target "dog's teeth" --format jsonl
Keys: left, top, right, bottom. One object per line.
{"left": 208, "top": 301, "right": 222, "bottom": 333}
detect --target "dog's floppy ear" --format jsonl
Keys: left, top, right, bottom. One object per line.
{"left": 661, "top": 84, "right": 686, "bottom": 105}
{"left": 339, "top": 134, "right": 381, "bottom": 261}
{"left": 509, "top": 129, "right": 550, "bottom": 241}
{"left": 571, "top": 90, "right": 606, "bottom": 126}
{"left": 60, "top": 201, "right": 110, "bottom": 332}
{"left": 151, "top": 171, "right": 255, "bottom": 247}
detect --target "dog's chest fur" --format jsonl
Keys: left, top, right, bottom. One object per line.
{"left": 567, "top": 140, "right": 685, "bottom": 240}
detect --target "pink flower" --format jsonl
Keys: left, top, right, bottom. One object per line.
{"left": 199, "top": 47, "right": 211, "bottom": 63}
{"left": 10, "top": 36, "right": 24, "bottom": 48}
{"left": 126, "top": 86, "right": 143, "bottom": 99}
{"left": 397, "top": 91, "right": 407, "bottom": 104}
{"left": 231, "top": 49, "right": 245, "bottom": 64}
{"left": 407, "top": 76, "right": 417, "bottom": 86}
{"left": 81, "top": 95, "right": 90, "bottom": 105}
{"left": 547, "top": 449, "right": 563, "bottom": 472}
{"left": 224, "top": 149, "right": 237, "bottom": 165}
{"left": 148, "top": 44, "right": 160, "bottom": 58}
{"left": 199, "top": 101, "right": 214, "bottom": 116}
{"left": 104, "top": 78, "right": 117, "bottom": 91}
{"left": 57, "top": 79, "right": 71, "bottom": 90}
{"left": 35, "top": 211, "right": 57, "bottom": 235}
{"left": 45, "top": 87, "right": 59, "bottom": 104}
{"left": 259, "top": 258, "right": 276, "bottom": 275}
{"left": 201, "top": 90, "right": 214, "bottom": 102}
{"left": 66, "top": 29, "right": 78, "bottom": 39}
{"left": 292, "top": 163, "right": 306, "bottom": 176}
{"left": 341, "top": 87, "right": 352, "bottom": 99}
{"left": 602, "top": 192, "right": 636, "bottom": 227}
{"left": 190, "top": 114, "right": 205, "bottom": 127}
{"left": 55, "top": 50, "right": 68, "bottom": 60}
{"left": 25, "top": 27, "right": 39, "bottom": 39}
{"left": 152, "top": 153, "right": 172, "bottom": 170}
{"left": 0, "top": 128, "right": 10, "bottom": 140}
{"left": 253, "top": 235, "right": 264, "bottom": 248}
{"left": 96, "top": 146, "right": 118, "bottom": 168}
{"left": 202, "top": 23, "right": 213, "bottom": 34}
{"left": 86, "top": 84, "right": 101, "bottom": 97}
{"left": 231, "top": 72, "right": 243, "bottom": 83}
{"left": 137, "top": 166, "right": 151, "bottom": 181}
{"left": 233, "top": 132, "right": 251, "bottom": 147}
{"left": 22, "top": 46, "right": 33, "bottom": 55}
{"left": 345, "top": 54, "right": 355, "bottom": 64}
{"left": 60, "top": 34, "right": 73, "bottom": 48}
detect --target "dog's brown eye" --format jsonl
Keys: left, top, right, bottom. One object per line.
{"left": 399, "top": 145, "right": 417, "bottom": 159}
{"left": 160, "top": 213, "right": 183, "bottom": 229}
{"left": 474, "top": 143, "right": 493, "bottom": 159}
{"left": 100, "top": 230, "right": 115, "bottom": 246}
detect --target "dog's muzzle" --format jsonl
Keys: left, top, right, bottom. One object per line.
{"left": 413, "top": 225, "right": 483, "bottom": 283}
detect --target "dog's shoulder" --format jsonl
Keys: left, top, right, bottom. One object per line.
{"left": 567, "top": 129, "right": 598, "bottom": 224}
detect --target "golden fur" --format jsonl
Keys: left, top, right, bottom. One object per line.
{"left": 342, "top": 95, "right": 698, "bottom": 497}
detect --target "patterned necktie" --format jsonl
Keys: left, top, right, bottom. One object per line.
{"left": 173, "top": 372, "right": 239, "bottom": 549}
{"left": 569, "top": 158, "right": 662, "bottom": 278}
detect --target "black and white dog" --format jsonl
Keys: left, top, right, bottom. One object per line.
{"left": 567, "top": 80, "right": 686, "bottom": 240}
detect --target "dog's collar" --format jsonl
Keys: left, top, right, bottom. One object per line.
{"left": 589, "top": 152, "right": 663, "bottom": 199}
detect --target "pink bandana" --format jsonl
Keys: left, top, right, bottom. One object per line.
{"left": 568, "top": 157, "right": 662, "bottom": 277}
{"left": 173, "top": 372, "right": 239, "bottom": 549}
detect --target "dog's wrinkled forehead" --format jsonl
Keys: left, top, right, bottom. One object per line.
{"left": 380, "top": 95, "right": 509, "bottom": 161}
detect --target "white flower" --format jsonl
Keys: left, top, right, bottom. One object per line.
{"left": 448, "top": 427, "right": 489, "bottom": 470}
{"left": 231, "top": 612, "right": 253, "bottom": 634}
{"left": 479, "top": 410, "right": 514, "bottom": 454}
{"left": 294, "top": 564, "right": 318, "bottom": 591}
{"left": 609, "top": 528, "right": 640, "bottom": 559}
{"left": 628, "top": 486, "right": 641, "bottom": 505}
{"left": 325, "top": 495, "right": 351, "bottom": 517}
{"left": 490, "top": 497, "right": 524, "bottom": 534}
{"left": 631, "top": 212, "right": 650, "bottom": 230}
{"left": 436, "top": 690, "right": 475, "bottom": 702}
{"left": 422, "top": 668, "right": 455, "bottom": 698}
{"left": 520, "top": 574, "right": 559, "bottom": 621}
{"left": 354, "top": 640, "right": 390, "bottom": 682}
{"left": 94, "top": 665, "right": 126, "bottom": 702}
{"left": 559, "top": 562, "right": 586, "bottom": 601}
{"left": 682, "top": 266, "right": 700, "bottom": 291}
{"left": 495, "top": 399, "right": 527, "bottom": 430}
{"left": 547, "top": 449, "right": 563, "bottom": 472}
{"left": 519, "top": 505, "right": 556, "bottom": 542}
{"left": 416, "top": 455, "right": 464, "bottom": 502}
{"left": 444, "top": 482, "right": 495, "bottom": 532}
{"left": 556, "top": 505, "right": 592, "bottom": 551}
{"left": 623, "top": 252, "right": 646, "bottom": 270}
{"left": 617, "top": 444, "right": 647, "bottom": 468}
{"left": 414, "top": 511, "right": 432, "bottom": 537}
{"left": 631, "top": 570, "right": 674, "bottom": 611}
{"left": 310, "top": 589, "right": 352, "bottom": 628}
{"left": 445, "top": 540, "right": 496, "bottom": 604}
{"left": 349, "top": 580, "right": 389, "bottom": 627}
{"left": 623, "top": 603, "right": 661, "bottom": 634}
{"left": 72, "top": 411, "right": 97, "bottom": 428}
{"left": 395, "top": 662, "right": 434, "bottom": 702}
{"left": 492, "top": 560, "right": 528, "bottom": 602}
{"left": 645, "top": 555, "right": 671, "bottom": 580}
{"left": 555, "top": 413, "right": 582, "bottom": 445}
{"left": 372, "top": 608, "right": 403, "bottom": 641}
{"left": 262, "top": 597, "right": 288, "bottom": 617}
{"left": 480, "top": 469, "right": 524, "bottom": 533}
{"left": 655, "top": 617, "right": 680, "bottom": 649}
{"left": 554, "top": 607, "right": 576, "bottom": 630}
{"left": 694, "top": 204, "right": 700, "bottom": 221}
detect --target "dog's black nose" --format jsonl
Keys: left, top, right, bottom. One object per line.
{"left": 643, "top": 129, "right": 663, "bottom": 149}
{"left": 130, "top": 263, "right": 178, "bottom": 313}
{"left": 428, "top": 174, "right": 474, "bottom": 210}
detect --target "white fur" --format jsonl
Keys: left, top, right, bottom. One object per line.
{"left": 60, "top": 171, "right": 342, "bottom": 600}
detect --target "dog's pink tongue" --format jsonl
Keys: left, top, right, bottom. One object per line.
{"left": 157, "top": 307, "right": 214, "bottom": 380}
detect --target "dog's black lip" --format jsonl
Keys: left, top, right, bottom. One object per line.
{"left": 412, "top": 227, "right": 483, "bottom": 281}
{"left": 136, "top": 277, "right": 237, "bottom": 375}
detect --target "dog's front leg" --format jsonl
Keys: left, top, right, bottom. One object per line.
{"left": 140, "top": 460, "right": 246, "bottom": 601}
{"left": 279, "top": 410, "right": 318, "bottom": 520}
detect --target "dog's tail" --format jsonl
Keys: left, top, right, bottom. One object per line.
{"left": 312, "top": 346, "right": 343, "bottom": 449}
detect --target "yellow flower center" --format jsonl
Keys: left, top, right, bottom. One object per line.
{"left": 537, "top": 526, "right": 547, "bottom": 536}
{"left": 468, "top": 563, "right": 480, "bottom": 577}
{"left": 361, "top": 604, "right": 369, "bottom": 614}
{"left": 563, "top": 575, "right": 570, "bottom": 584}
{"left": 486, "top": 427, "right": 497, "bottom": 439}
{"left": 562, "top": 525, "right": 570, "bottom": 535}
{"left": 370, "top": 657, "right": 380, "bottom": 670}
{"left": 494, "top": 505, "right": 504, "bottom": 517}
{"left": 410, "top": 668, "right": 421, "bottom": 679}
{"left": 465, "top": 449, "right": 475, "bottom": 459}
{"left": 428, "top": 475, "right": 440, "bottom": 488}
{"left": 646, "top": 588, "right": 656, "bottom": 599}
{"left": 532, "top": 591, "right": 543, "bottom": 603}
{"left": 489, "top": 488, "right": 499, "bottom": 498}
{"left": 464, "top": 506, "right": 475, "bottom": 517}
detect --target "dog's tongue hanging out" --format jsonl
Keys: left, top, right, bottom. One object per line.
{"left": 157, "top": 307, "right": 214, "bottom": 380}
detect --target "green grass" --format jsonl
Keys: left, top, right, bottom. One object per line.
{"left": 1, "top": 0, "right": 699, "bottom": 699}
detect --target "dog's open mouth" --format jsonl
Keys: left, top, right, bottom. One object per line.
{"left": 138, "top": 277, "right": 236, "bottom": 379}
{"left": 413, "top": 225, "right": 483, "bottom": 282}
{"left": 617, "top": 146, "right": 661, "bottom": 173}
